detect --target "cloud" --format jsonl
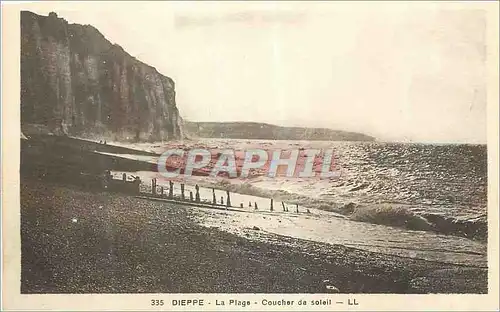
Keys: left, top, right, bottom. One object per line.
{"left": 174, "top": 11, "right": 306, "bottom": 29}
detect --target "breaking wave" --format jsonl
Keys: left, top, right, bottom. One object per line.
{"left": 346, "top": 204, "right": 487, "bottom": 241}
{"left": 189, "top": 179, "right": 487, "bottom": 242}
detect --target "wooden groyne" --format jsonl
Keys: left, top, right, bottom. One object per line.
{"left": 105, "top": 174, "right": 308, "bottom": 215}
{"left": 136, "top": 177, "right": 244, "bottom": 212}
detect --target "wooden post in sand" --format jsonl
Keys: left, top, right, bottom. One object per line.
{"left": 161, "top": 186, "right": 164, "bottom": 196}
{"left": 195, "top": 185, "right": 201, "bottom": 202}
{"left": 254, "top": 202, "right": 258, "bottom": 210}
{"left": 282, "top": 202, "right": 286, "bottom": 212}
{"left": 249, "top": 201, "right": 252, "bottom": 208}
{"left": 270, "top": 199, "right": 274, "bottom": 211}
{"left": 122, "top": 173, "right": 127, "bottom": 182}
{"left": 189, "top": 191, "right": 194, "bottom": 201}
{"left": 240, "top": 203, "right": 244, "bottom": 208}
{"left": 134, "top": 176, "right": 141, "bottom": 194}
{"left": 152, "top": 178, "right": 157, "bottom": 195}
{"left": 226, "top": 190, "right": 231, "bottom": 207}
{"left": 169, "top": 181, "right": 174, "bottom": 198}
{"left": 181, "top": 184, "right": 185, "bottom": 200}
{"left": 212, "top": 188, "right": 217, "bottom": 205}
{"left": 220, "top": 196, "right": 224, "bottom": 205}
{"left": 296, "top": 204, "right": 299, "bottom": 213}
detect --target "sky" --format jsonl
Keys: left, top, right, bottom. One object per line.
{"left": 23, "top": 2, "right": 491, "bottom": 143}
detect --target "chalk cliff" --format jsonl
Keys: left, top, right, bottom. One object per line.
{"left": 21, "top": 11, "right": 183, "bottom": 142}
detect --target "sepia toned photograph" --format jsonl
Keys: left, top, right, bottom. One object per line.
{"left": 2, "top": 1, "right": 499, "bottom": 311}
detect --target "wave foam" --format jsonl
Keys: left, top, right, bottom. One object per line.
{"left": 349, "top": 204, "right": 433, "bottom": 231}
{"left": 189, "top": 179, "right": 487, "bottom": 242}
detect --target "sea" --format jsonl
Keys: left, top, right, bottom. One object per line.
{"left": 105, "top": 138, "right": 488, "bottom": 267}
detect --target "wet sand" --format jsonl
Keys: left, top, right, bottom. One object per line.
{"left": 21, "top": 179, "right": 487, "bottom": 294}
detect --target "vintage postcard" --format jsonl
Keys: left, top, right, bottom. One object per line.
{"left": 1, "top": 1, "right": 499, "bottom": 311}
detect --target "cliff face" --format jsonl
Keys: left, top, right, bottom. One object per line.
{"left": 21, "top": 11, "right": 183, "bottom": 142}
